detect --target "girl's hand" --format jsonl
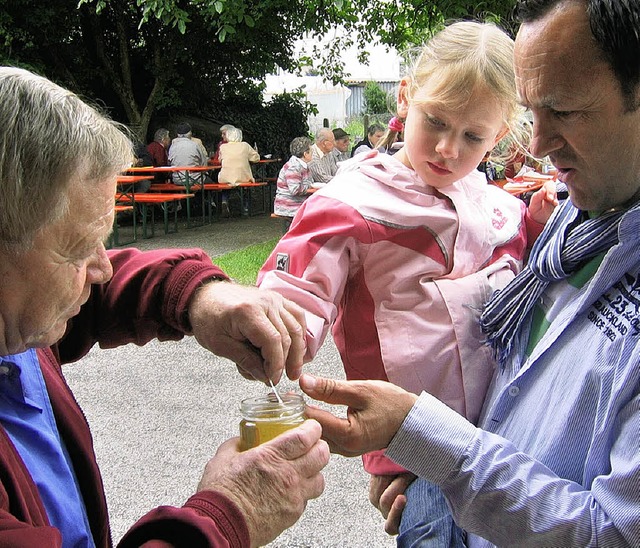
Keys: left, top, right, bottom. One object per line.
{"left": 528, "top": 180, "right": 558, "bottom": 225}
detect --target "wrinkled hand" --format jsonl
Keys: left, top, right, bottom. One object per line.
{"left": 528, "top": 180, "right": 558, "bottom": 225}
{"left": 189, "top": 282, "right": 307, "bottom": 383}
{"left": 198, "top": 420, "right": 329, "bottom": 548}
{"left": 369, "top": 473, "right": 416, "bottom": 535}
{"left": 299, "top": 374, "right": 418, "bottom": 456}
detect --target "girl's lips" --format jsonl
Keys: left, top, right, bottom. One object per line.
{"left": 428, "top": 161, "right": 452, "bottom": 175}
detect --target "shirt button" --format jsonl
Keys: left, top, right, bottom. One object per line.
{"left": 508, "top": 386, "right": 520, "bottom": 397}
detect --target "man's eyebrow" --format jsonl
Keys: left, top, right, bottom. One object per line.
{"left": 517, "top": 95, "right": 558, "bottom": 109}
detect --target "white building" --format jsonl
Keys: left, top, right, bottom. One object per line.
{"left": 263, "top": 34, "right": 402, "bottom": 133}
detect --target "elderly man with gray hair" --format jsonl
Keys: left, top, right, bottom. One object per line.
{"left": 168, "top": 122, "right": 210, "bottom": 184}
{"left": 0, "top": 66, "right": 328, "bottom": 547}
{"left": 309, "top": 127, "right": 337, "bottom": 184}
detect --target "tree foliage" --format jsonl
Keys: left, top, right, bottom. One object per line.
{"left": 0, "top": 0, "right": 518, "bottom": 142}
{"left": 363, "top": 81, "right": 388, "bottom": 115}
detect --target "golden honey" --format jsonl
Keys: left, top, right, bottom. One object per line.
{"left": 239, "top": 393, "right": 306, "bottom": 451}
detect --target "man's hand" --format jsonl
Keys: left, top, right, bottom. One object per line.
{"left": 369, "top": 473, "right": 416, "bottom": 535}
{"left": 299, "top": 374, "right": 418, "bottom": 456}
{"left": 189, "top": 282, "right": 307, "bottom": 383}
{"left": 197, "top": 420, "right": 329, "bottom": 548}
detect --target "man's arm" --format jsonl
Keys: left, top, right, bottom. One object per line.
{"left": 300, "top": 375, "right": 640, "bottom": 547}
{"left": 59, "top": 248, "right": 307, "bottom": 384}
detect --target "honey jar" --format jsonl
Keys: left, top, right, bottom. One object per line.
{"left": 239, "top": 392, "right": 306, "bottom": 451}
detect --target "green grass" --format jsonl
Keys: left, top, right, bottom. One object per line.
{"left": 214, "top": 237, "right": 279, "bottom": 285}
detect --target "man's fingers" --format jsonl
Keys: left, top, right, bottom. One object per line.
{"left": 263, "top": 419, "right": 324, "bottom": 460}
{"left": 384, "top": 495, "right": 406, "bottom": 536}
{"left": 299, "top": 374, "right": 369, "bottom": 408}
{"left": 302, "top": 404, "right": 364, "bottom": 457}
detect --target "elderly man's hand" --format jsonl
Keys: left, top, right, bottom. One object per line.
{"left": 299, "top": 374, "right": 418, "bottom": 456}
{"left": 198, "top": 420, "right": 329, "bottom": 548}
{"left": 189, "top": 282, "right": 306, "bottom": 383}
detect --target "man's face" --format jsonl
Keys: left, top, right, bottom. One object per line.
{"left": 320, "top": 134, "right": 335, "bottom": 154}
{"left": 335, "top": 137, "right": 350, "bottom": 153}
{"left": 515, "top": 0, "right": 640, "bottom": 211}
{"left": 0, "top": 175, "right": 116, "bottom": 355}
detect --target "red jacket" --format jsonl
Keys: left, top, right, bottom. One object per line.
{"left": 0, "top": 248, "right": 250, "bottom": 547}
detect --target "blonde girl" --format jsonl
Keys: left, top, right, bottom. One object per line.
{"left": 259, "top": 21, "right": 556, "bottom": 547}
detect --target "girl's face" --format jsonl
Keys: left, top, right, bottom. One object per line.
{"left": 395, "top": 78, "right": 508, "bottom": 188}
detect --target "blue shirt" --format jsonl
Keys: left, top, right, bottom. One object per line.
{"left": 387, "top": 202, "right": 640, "bottom": 547}
{"left": 0, "top": 350, "right": 95, "bottom": 547}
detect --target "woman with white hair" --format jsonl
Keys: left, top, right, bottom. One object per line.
{"left": 218, "top": 127, "right": 260, "bottom": 216}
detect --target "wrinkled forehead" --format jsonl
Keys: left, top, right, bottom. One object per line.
{"left": 514, "top": 2, "right": 603, "bottom": 97}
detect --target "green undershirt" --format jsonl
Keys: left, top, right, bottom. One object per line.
{"left": 525, "top": 251, "right": 606, "bottom": 357}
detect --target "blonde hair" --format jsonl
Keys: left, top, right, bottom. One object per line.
{"left": 0, "top": 67, "right": 133, "bottom": 251}
{"left": 378, "top": 21, "right": 531, "bottom": 163}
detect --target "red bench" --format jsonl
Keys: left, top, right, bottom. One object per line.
{"left": 115, "top": 193, "right": 194, "bottom": 238}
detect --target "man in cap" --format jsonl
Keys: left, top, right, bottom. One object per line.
{"left": 332, "top": 128, "right": 351, "bottom": 162}
{"left": 168, "top": 122, "right": 211, "bottom": 184}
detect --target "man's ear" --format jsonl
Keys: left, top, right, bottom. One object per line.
{"left": 397, "top": 78, "right": 411, "bottom": 119}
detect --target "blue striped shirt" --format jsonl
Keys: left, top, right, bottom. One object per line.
{"left": 387, "top": 202, "right": 640, "bottom": 547}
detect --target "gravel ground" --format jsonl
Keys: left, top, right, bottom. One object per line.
{"left": 65, "top": 212, "right": 397, "bottom": 547}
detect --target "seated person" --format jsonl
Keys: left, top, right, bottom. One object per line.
{"left": 218, "top": 127, "right": 260, "bottom": 216}
{"left": 211, "top": 123, "right": 235, "bottom": 164}
{"left": 274, "top": 137, "right": 322, "bottom": 230}
{"left": 132, "top": 141, "right": 153, "bottom": 192}
{"left": 351, "top": 123, "right": 385, "bottom": 156}
{"left": 146, "top": 127, "right": 171, "bottom": 182}
{"left": 332, "top": 128, "right": 351, "bottom": 162}
{"left": 168, "top": 122, "right": 211, "bottom": 185}
{"left": 309, "top": 128, "right": 337, "bottom": 184}
{"left": 218, "top": 127, "right": 260, "bottom": 185}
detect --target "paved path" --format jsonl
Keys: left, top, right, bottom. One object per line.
{"left": 65, "top": 213, "right": 396, "bottom": 547}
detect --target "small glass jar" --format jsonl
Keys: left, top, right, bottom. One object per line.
{"left": 239, "top": 393, "right": 306, "bottom": 451}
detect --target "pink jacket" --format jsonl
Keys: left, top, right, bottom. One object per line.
{"left": 258, "top": 151, "right": 532, "bottom": 474}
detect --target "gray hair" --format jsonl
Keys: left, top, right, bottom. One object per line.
{"left": 220, "top": 124, "right": 235, "bottom": 134}
{"left": 154, "top": 127, "right": 170, "bottom": 142}
{"left": 0, "top": 67, "right": 133, "bottom": 251}
{"left": 290, "top": 136, "right": 312, "bottom": 158}
{"left": 315, "top": 127, "right": 334, "bottom": 143}
{"left": 226, "top": 127, "right": 243, "bottom": 143}
{"left": 367, "top": 123, "right": 385, "bottom": 137}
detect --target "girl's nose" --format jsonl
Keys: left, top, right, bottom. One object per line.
{"left": 435, "top": 135, "right": 459, "bottom": 159}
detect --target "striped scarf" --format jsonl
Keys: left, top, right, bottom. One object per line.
{"left": 480, "top": 198, "right": 630, "bottom": 368}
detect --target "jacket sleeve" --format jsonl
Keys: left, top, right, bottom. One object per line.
{"left": 257, "top": 195, "right": 366, "bottom": 360}
{"left": 248, "top": 145, "right": 260, "bottom": 163}
{"left": 118, "top": 491, "right": 250, "bottom": 548}
{"left": 57, "top": 248, "right": 228, "bottom": 364}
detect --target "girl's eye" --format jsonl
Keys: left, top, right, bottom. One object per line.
{"left": 426, "top": 114, "right": 445, "bottom": 127}
{"left": 465, "top": 133, "right": 484, "bottom": 143}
